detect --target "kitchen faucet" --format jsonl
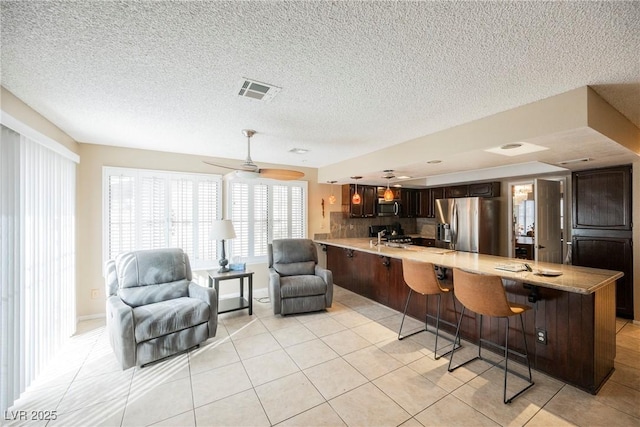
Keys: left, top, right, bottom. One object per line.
{"left": 377, "top": 230, "right": 386, "bottom": 246}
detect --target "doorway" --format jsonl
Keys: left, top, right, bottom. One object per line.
{"left": 509, "top": 178, "right": 566, "bottom": 263}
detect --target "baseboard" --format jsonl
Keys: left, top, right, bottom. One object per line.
{"left": 77, "top": 313, "right": 105, "bottom": 323}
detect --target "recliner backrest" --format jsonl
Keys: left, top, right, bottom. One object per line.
{"left": 269, "top": 239, "right": 317, "bottom": 276}
{"left": 114, "top": 248, "right": 192, "bottom": 307}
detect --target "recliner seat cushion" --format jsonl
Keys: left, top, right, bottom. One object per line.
{"left": 280, "top": 275, "right": 327, "bottom": 298}
{"left": 133, "top": 297, "right": 210, "bottom": 342}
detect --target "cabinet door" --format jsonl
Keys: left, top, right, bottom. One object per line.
{"left": 400, "top": 189, "right": 419, "bottom": 217}
{"left": 572, "top": 235, "right": 634, "bottom": 318}
{"left": 469, "top": 182, "right": 501, "bottom": 197}
{"left": 572, "top": 166, "right": 632, "bottom": 230}
{"left": 362, "top": 186, "right": 377, "bottom": 217}
{"left": 416, "top": 190, "right": 429, "bottom": 217}
{"left": 445, "top": 185, "right": 469, "bottom": 198}
{"left": 428, "top": 187, "right": 444, "bottom": 218}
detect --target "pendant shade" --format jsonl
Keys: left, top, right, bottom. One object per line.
{"left": 351, "top": 176, "right": 362, "bottom": 205}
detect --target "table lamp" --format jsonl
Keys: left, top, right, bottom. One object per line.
{"left": 210, "top": 219, "right": 236, "bottom": 273}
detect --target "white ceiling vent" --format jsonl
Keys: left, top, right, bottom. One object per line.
{"left": 238, "top": 78, "right": 281, "bottom": 102}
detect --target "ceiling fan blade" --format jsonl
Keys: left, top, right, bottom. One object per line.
{"left": 258, "top": 168, "right": 305, "bottom": 180}
{"left": 203, "top": 160, "right": 236, "bottom": 170}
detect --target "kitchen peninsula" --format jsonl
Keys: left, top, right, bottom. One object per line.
{"left": 315, "top": 238, "right": 623, "bottom": 394}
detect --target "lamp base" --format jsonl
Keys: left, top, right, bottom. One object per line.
{"left": 218, "top": 257, "right": 229, "bottom": 273}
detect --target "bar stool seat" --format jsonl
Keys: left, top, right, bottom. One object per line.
{"left": 448, "top": 268, "right": 534, "bottom": 404}
{"left": 398, "top": 259, "right": 461, "bottom": 359}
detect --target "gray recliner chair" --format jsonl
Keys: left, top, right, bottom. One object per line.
{"left": 268, "top": 239, "right": 333, "bottom": 315}
{"left": 105, "top": 248, "right": 218, "bottom": 369}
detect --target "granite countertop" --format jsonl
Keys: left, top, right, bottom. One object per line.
{"left": 314, "top": 238, "right": 623, "bottom": 295}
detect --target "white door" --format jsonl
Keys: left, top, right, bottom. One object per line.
{"left": 535, "top": 179, "right": 562, "bottom": 263}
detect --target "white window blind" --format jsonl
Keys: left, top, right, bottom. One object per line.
{"left": 103, "top": 167, "right": 221, "bottom": 264}
{"left": 1, "top": 124, "right": 76, "bottom": 412}
{"left": 228, "top": 178, "right": 307, "bottom": 261}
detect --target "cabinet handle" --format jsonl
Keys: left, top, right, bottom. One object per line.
{"left": 346, "top": 249, "right": 354, "bottom": 258}
{"left": 380, "top": 256, "right": 390, "bottom": 267}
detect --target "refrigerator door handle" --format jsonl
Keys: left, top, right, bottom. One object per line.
{"left": 451, "top": 202, "right": 458, "bottom": 249}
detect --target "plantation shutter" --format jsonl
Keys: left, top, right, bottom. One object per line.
{"left": 107, "top": 173, "right": 136, "bottom": 260}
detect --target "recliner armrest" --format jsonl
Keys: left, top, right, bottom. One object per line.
{"left": 268, "top": 268, "right": 283, "bottom": 315}
{"left": 315, "top": 265, "right": 334, "bottom": 308}
{"left": 188, "top": 282, "right": 218, "bottom": 338}
{"left": 106, "top": 296, "right": 135, "bottom": 370}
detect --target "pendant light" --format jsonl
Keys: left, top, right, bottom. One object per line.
{"left": 327, "top": 181, "right": 337, "bottom": 205}
{"left": 383, "top": 170, "right": 395, "bottom": 201}
{"left": 351, "top": 176, "right": 362, "bottom": 205}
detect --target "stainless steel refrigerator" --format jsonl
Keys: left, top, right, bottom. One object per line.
{"left": 435, "top": 197, "right": 500, "bottom": 255}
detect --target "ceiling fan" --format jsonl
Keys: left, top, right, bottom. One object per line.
{"left": 203, "top": 129, "right": 304, "bottom": 180}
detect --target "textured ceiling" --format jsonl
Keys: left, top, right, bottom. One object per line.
{"left": 1, "top": 1, "right": 639, "bottom": 181}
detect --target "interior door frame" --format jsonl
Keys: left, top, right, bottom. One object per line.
{"left": 507, "top": 175, "right": 570, "bottom": 261}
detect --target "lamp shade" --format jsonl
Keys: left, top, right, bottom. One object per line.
{"left": 210, "top": 219, "right": 236, "bottom": 240}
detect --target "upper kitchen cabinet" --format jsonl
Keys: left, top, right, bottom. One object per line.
{"left": 469, "top": 182, "right": 501, "bottom": 198}
{"left": 342, "top": 184, "right": 376, "bottom": 218}
{"left": 444, "top": 182, "right": 501, "bottom": 199}
{"left": 400, "top": 189, "right": 419, "bottom": 217}
{"left": 444, "top": 185, "right": 469, "bottom": 198}
{"left": 572, "top": 166, "right": 632, "bottom": 230}
{"left": 417, "top": 187, "right": 444, "bottom": 218}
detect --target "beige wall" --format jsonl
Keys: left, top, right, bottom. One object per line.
{"left": 1, "top": 86, "right": 79, "bottom": 155}
{"left": 76, "top": 143, "right": 341, "bottom": 318}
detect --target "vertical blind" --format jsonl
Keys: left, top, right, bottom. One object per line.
{"left": 103, "top": 167, "right": 221, "bottom": 264}
{"left": 228, "top": 178, "right": 307, "bottom": 261}
{"left": 1, "top": 125, "right": 77, "bottom": 412}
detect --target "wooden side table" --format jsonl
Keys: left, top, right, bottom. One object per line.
{"left": 207, "top": 270, "right": 254, "bottom": 315}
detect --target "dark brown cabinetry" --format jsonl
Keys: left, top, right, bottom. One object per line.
{"left": 469, "top": 181, "right": 501, "bottom": 197}
{"left": 400, "top": 189, "right": 419, "bottom": 218}
{"left": 342, "top": 184, "right": 376, "bottom": 218}
{"left": 444, "top": 181, "right": 500, "bottom": 199}
{"left": 416, "top": 187, "right": 444, "bottom": 218}
{"left": 444, "top": 185, "right": 469, "bottom": 198}
{"left": 572, "top": 165, "right": 634, "bottom": 318}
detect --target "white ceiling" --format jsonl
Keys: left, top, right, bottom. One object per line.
{"left": 1, "top": 1, "right": 639, "bottom": 184}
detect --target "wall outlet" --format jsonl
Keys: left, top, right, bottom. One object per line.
{"left": 91, "top": 289, "right": 99, "bottom": 299}
{"left": 536, "top": 328, "right": 547, "bottom": 344}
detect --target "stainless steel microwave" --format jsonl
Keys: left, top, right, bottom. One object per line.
{"left": 377, "top": 199, "right": 401, "bottom": 216}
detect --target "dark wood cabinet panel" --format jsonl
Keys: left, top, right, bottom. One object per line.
{"left": 341, "top": 184, "right": 376, "bottom": 218}
{"left": 572, "top": 166, "right": 632, "bottom": 230}
{"left": 469, "top": 182, "right": 501, "bottom": 197}
{"left": 444, "top": 185, "right": 469, "bottom": 198}
{"left": 400, "top": 189, "right": 419, "bottom": 218}
{"left": 429, "top": 187, "right": 444, "bottom": 218}
{"left": 571, "top": 165, "right": 633, "bottom": 319}
{"left": 572, "top": 236, "right": 633, "bottom": 317}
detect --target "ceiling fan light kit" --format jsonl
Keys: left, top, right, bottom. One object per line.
{"left": 203, "top": 129, "right": 304, "bottom": 181}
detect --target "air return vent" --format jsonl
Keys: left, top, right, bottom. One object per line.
{"left": 237, "top": 78, "right": 281, "bottom": 102}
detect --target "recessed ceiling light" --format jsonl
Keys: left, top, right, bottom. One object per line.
{"left": 427, "top": 160, "right": 442, "bottom": 164}
{"left": 558, "top": 157, "right": 591, "bottom": 165}
{"left": 396, "top": 175, "right": 412, "bottom": 179}
{"left": 393, "top": 184, "right": 402, "bottom": 188}
{"left": 289, "top": 148, "right": 309, "bottom": 154}
{"left": 500, "top": 143, "right": 523, "bottom": 150}
{"left": 485, "top": 142, "right": 548, "bottom": 157}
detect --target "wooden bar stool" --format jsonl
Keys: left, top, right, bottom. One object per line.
{"left": 398, "top": 259, "right": 460, "bottom": 359}
{"left": 448, "top": 268, "right": 534, "bottom": 404}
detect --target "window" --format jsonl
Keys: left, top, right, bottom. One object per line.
{"left": 228, "top": 178, "right": 307, "bottom": 262}
{"left": 103, "top": 167, "right": 222, "bottom": 264}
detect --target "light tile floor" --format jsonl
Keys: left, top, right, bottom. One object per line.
{"left": 6, "top": 285, "right": 640, "bottom": 427}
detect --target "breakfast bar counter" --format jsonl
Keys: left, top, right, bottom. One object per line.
{"left": 315, "top": 238, "right": 623, "bottom": 394}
